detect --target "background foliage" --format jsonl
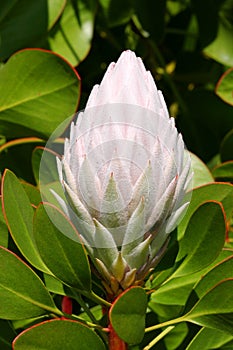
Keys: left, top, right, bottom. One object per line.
{"left": 0, "top": 0, "right": 233, "bottom": 349}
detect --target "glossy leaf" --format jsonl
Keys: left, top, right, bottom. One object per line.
{"left": 151, "top": 246, "right": 233, "bottom": 307}
{"left": 109, "top": 286, "right": 147, "bottom": 345}
{"left": 45, "top": 0, "right": 97, "bottom": 66}
{"left": 216, "top": 68, "right": 233, "bottom": 106}
{"left": 1, "top": 169, "right": 50, "bottom": 273}
{"left": 0, "top": 49, "right": 80, "bottom": 139}
{"left": 189, "top": 152, "right": 214, "bottom": 187}
{"left": 0, "top": 0, "right": 66, "bottom": 60}
{"left": 185, "top": 279, "right": 233, "bottom": 334}
{"left": 33, "top": 203, "right": 91, "bottom": 291}
{"left": 13, "top": 319, "right": 105, "bottom": 350}
{"left": 204, "top": 2, "right": 233, "bottom": 66}
{"left": 194, "top": 256, "right": 233, "bottom": 300}
{"left": 0, "top": 246, "right": 60, "bottom": 320}
{"left": 174, "top": 201, "right": 226, "bottom": 277}
{"left": 186, "top": 327, "right": 233, "bottom": 350}
{"left": 178, "top": 183, "right": 233, "bottom": 239}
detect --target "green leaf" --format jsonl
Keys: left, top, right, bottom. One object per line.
{"left": 0, "top": 246, "right": 60, "bottom": 320}
{"left": 220, "top": 129, "right": 233, "bottom": 162}
{"left": 185, "top": 279, "right": 233, "bottom": 334}
{"left": 13, "top": 319, "right": 106, "bottom": 350}
{"left": 34, "top": 203, "right": 91, "bottom": 291}
{"left": 203, "top": 1, "right": 233, "bottom": 66}
{"left": 194, "top": 256, "right": 233, "bottom": 300}
{"left": 189, "top": 151, "right": 214, "bottom": 187}
{"left": 164, "top": 323, "right": 188, "bottom": 350}
{"left": 44, "top": 0, "right": 97, "bottom": 66}
{"left": 151, "top": 274, "right": 198, "bottom": 306}
{"left": 216, "top": 68, "right": 233, "bottom": 106}
{"left": 1, "top": 169, "right": 50, "bottom": 273}
{"left": 186, "top": 327, "right": 233, "bottom": 350}
{"left": 0, "top": 0, "right": 66, "bottom": 60}
{"left": 212, "top": 161, "right": 233, "bottom": 181}
{"left": 0, "top": 196, "right": 8, "bottom": 247}
{"left": 0, "top": 49, "right": 80, "bottom": 139}
{"left": 178, "top": 183, "right": 233, "bottom": 239}
{"left": 21, "top": 182, "right": 42, "bottom": 207}
{"left": 174, "top": 201, "right": 226, "bottom": 277}
{"left": 44, "top": 274, "right": 66, "bottom": 296}
{"left": 110, "top": 286, "right": 147, "bottom": 345}
{"left": 150, "top": 249, "right": 233, "bottom": 307}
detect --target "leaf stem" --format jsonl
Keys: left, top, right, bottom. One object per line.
{"left": 90, "top": 291, "right": 112, "bottom": 307}
{"left": 71, "top": 290, "right": 100, "bottom": 325}
{"left": 145, "top": 316, "right": 186, "bottom": 333}
{"left": 143, "top": 326, "right": 175, "bottom": 350}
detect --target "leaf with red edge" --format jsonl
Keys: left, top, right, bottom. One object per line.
{"left": 1, "top": 169, "right": 50, "bottom": 273}
{"left": 109, "top": 286, "right": 147, "bottom": 345}
{"left": 178, "top": 183, "right": 233, "bottom": 239}
{"left": 0, "top": 246, "right": 60, "bottom": 320}
{"left": 212, "top": 161, "right": 233, "bottom": 182}
{"left": 0, "top": 196, "right": 8, "bottom": 248}
{"left": 0, "top": 49, "right": 80, "bottom": 139}
{"left": 33, "top": 203, "right": 91, "bottom": 291}
{"left": 215, "top": 67, "right": 233, "bottom": 106}
{"left": 13, "top": 319, "right": 105, "bottom": 350}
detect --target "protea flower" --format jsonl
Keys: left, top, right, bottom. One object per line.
{"left": 52, "top": 50, "right": 192, "bottom": 296}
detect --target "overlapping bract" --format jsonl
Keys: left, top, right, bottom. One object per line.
{"left": 53, "top": 51, "right": 192, "bottom": 295}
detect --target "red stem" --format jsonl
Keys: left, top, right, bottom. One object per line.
{"left": 61, "top": 296, "right": 73, "bottom": 315}
{"left": 108, "top": 323, "right": 128, "bottom": 350}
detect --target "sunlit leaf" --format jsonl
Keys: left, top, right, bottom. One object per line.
{"left": 204, "top": 1, "right": 233, "bottom": 66}
{"left": 186, "top": 327, "right": 233, "bottom": 350}
{"left": 0, "top": 49, "right": 80, "bottom": 139}
{"left": 185, "top": 279, "right": 233, "bottom": 334}
{"left": 45, "top": 0, "right": 97, "bottom": 66}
